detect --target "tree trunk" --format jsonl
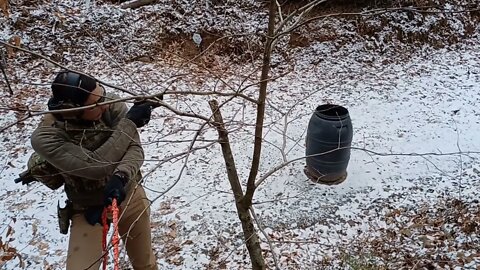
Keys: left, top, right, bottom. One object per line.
{"left": 209, "top": 100, "right": 266, "bottom": 270}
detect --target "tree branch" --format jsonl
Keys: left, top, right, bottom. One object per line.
{"left": 243, "top": 0, "right": 277, "bottom": 208}
{"left": 0, "top": 40, "right": 139, "bottom": 95}
{"left": 209, "top": 99, "right": 265, "bottom": 269}
{"left": 208, "top": 100, "right": 245, "bottom": 202}
{"left": 0, "top": 93, "right": 209, "bottom": 133}
{"left": 255, "top": 147, "right": 480, "bottom": 188}
{"left": 250, "top": 206, "right": 281, "bottom": 270}
{"left": 167, "top": 90, "right": 258, "bottom": 104}
{"left": 276, "top": 5, "right": 480, "bottom": 39}
{"left": 121, "top": 0, "right": 156, "bottom": 9}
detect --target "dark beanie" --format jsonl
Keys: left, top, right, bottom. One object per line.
{"left": 51, "top": 71, "right": 97, "bottom": 105}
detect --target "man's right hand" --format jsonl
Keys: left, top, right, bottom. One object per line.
{"left": 126, "top": 101, "right": 159, "bottom": 128}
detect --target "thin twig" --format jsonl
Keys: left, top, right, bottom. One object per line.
{"left": 276, "top": 5, "right": 480, "bottom": 39}
{"left": 142, "top": 142, "right": 216, "bottom": 191}
{"left": 250, "top": 206, "right": 281, "bottom": 270}
{"left": 0, "top": 91, "right": 210, "bottom": 133}
{"left": 84, "top": 30, "right": 146, "bottom": 92}
{"left": 147, "top": 125, "right": 209, "bottom": 198}
{"left": 167, "top": 90, "right": 257, "bottom": 104}
{"left": 255, "top": 146, "right": 480, "bottom": 188}
{"left": 0, "top": 41, "right": 136, "bottom": 96}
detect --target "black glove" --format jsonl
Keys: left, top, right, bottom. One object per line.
{"left": 126, "top": 101, "right": 159, "bottom": 128}
{"left": 84, "top": 206, "right": 108, "bottom": 226}
{"left": 104, "top": 174, "right": 127, "bottom": 207}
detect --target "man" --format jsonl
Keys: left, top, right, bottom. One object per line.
{"left": 19, "top": 71, "right": 158, "bottom": 269}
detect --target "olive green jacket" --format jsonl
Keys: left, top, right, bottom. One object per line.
{"left": 31, "top": 94, "right": 144, "bottom": 208}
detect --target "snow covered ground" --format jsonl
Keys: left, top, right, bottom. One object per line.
{"left": 1, "top": 1, "right": 479, "bottom": 270}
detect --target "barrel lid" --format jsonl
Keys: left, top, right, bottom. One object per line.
{"left": 315, "top": 104, "right": 349, "bottom": 120}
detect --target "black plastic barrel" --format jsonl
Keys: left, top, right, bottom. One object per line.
{"left": 304, "top": 104, "right": 353, "bottom": 184}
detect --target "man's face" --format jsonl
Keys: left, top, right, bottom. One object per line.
{"left": 80, "top": 83, "right": 109, "bottom": 121}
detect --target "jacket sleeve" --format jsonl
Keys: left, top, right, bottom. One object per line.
{"left": 104, "top": 94, "right": 128, "bottom": 126}
{"left": 31, "top": 117, "right": 139, "bottom": 180}
{"left": 106, "top": 96, "right": 145, "bottom": 180}
{"left": 114, "top": 131, "right": 145, "bottom": 181}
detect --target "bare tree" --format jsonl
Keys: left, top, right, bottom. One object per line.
{"left": 207, "top": 0, "right": 329, "bottom": 268}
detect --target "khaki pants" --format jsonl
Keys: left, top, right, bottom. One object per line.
{"left": 66, "top": 186, "right": 157, "bottom": 270}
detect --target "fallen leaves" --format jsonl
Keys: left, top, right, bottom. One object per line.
{"left": 0, "top": 219, "right": 23, "bottom": 267}
{"left": 0, "top": 0, "right": 8, "bottom": 17}
{"left": 336, "top": 198, "right": 480, "bottom": 268}
{"left": 6, "top": 36, "right": 21, "bottom": 58}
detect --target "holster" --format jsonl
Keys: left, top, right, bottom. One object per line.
{"left": 57, "top": 200, "right": 72, "bottom": 235}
